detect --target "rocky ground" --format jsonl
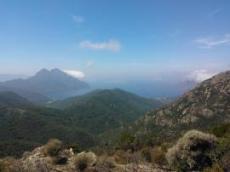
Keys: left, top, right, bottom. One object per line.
{"left": 0, "top": 141, "right": 171, "bottom": 172}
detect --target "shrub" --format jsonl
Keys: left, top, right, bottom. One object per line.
{"left": 141, "top": 147, "right": 152, "bottom": 162}
{"left": 52, "top": 148, "right": 74, "bottom": 165}
{"left": 101, "top": 158, "right": 116, "bottom": 169}
{"left": 67, "top": 143, "right": 80, "bottom": 153}
{"left": 151, "top": 146, "right": 166, "bottom": 165}
{"left": 96, "top": 156, "right": 117, "bottom": 171}
{"left": 0, "top": 159, "right": 9, "bottom": 172}
{"left": 74, "top": 152, "right": 97, "bottom": 171}
{"left": 211, "top": 123, "right": 230, "bottom": 137}
{"left": 221, "top": 151, "right": 230, "bottom": 171}
{"left": 0, "top": 158, "right": 23, "bottom": 172}
{"left": 141, "top": 146, "right": 166, "bottom": 165}
{"left": 118, "top": 131, "right": 135, "bottom": 151}
{"left": 203, "top": 163, "right": 224, "bottom": 172}
{"left": 113, "top": 150, "right": 130, "bottom": 164}
{"left": 43, "top": 139, "right": 63, "bottom": 157}
{"left": 166, "top": 130, "right": 217, "bottom": 171}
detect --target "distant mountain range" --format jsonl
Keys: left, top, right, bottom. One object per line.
{"left": 0, "top": 68, "right": 90, "bottom": 103}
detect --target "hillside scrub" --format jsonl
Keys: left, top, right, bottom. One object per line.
{"left": 166, "top": 130, "right": 218, "bottom": 171}
{"left": 73, "top": 152, "right": 97, "bottom": 171}
{"left": 43, "top": 139, "right": 63, "bottom": 157}
{"left": 141, "top": 146, "right": 166, "bottom": 165}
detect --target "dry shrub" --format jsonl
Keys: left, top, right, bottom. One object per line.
{"left": 43, "top": 139, "right": 62, "bottom": 157}
{"left": 98, "top": 157, "right": 116, "bottom": 169}
{"left": 0, "top": 158, "right": 23, "bottom": 172}
{"left": 203, "top": 163, "right": 224, "bottom": 172}
{"left": 221, "top": 151, "right": 230, "bottom": 171}
{"left": 95, "top": 156, "right": 117, "bottom": 172}
{"left": 166, "top": 130, "right": 217, "bottom": 171}
{"left": 141, "top": 146, "right": 166, "bottom": 165}
{"left": 52, "top": 149, "right": 74, "bottom": 165}
{"left": 113, "top": 150, "right": 130, "bottom": 164}
{"left": 0, "top": 159, "right": 9, "bottom": 172}
{"left": 74, "top": 152, "right": 97, "bottom": 171}
{"left": 151, "top": 146, "right": 166, "bottom": 165}
{"left": 141, "top": 147, "right": 152, "bottom": 162}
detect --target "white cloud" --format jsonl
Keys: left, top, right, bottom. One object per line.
{"left": 73, "top": 15, "right": 85, "bottom": 23}
{"left": 187, "top": 69, "right": 217, "bottom": 82}
{"left": 195, "top": 34, "right": 230, "bottom": 48}
{"left": 79, "top": 39, "right": 121, "bottom": 52}
{"left": 64, "top": 70, "right": 85, "bottom": 79}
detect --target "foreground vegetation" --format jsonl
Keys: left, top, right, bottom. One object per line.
{"left": 0, "top": 126, "right": 229, "bottom": 172}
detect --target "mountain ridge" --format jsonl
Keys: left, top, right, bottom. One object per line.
{"left": 48, "top": 88, "right": 163, "bottom": 134}
{"left": 0, "top": 91, "right": 32, "bottom": 108}
{"left": 0, "top": 68, "right": 90, "bottom": 101}
{"left": 119, "top": 71, "right": 230, "bottom": 146}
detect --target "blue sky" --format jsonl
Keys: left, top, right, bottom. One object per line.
{"left": 0, "top": 0, "right": 229, "bottom": 82}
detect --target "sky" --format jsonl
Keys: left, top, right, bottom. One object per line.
{"left": 0, "top": 0, "right": 229, "bottom": 83}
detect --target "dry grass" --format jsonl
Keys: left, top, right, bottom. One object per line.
{"left": 203, "top": 163, "right": 224, "bottom": 172}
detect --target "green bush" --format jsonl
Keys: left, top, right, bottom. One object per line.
{"left": 211, "top": 123, "right": 230, "bottom": 137}
{"left": 118, "top": 131, "right": 135, "bottom": 151}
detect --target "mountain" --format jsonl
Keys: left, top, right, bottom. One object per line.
{"left": 0, "top": 88, "right": 162, "bottom": 157}
{"left": 0, "top": 91, "right": 32, "bottom": 108}
{"left": 0, "top": 74, "right": 27, "bottom": 82}
{"left": 0, "top": 92, "right": 95, "bottom": 157}
{"left": 0, "top": 85, "right": 50, "bottom": 104}
{"left": 0, "top": 68, "right": 89, "bottom": 100}
{"left": 48, "top": 89, "right": 163, "bottom": 134}
{"left": 125, "top": 71, "right": 230, "bottom": 145}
